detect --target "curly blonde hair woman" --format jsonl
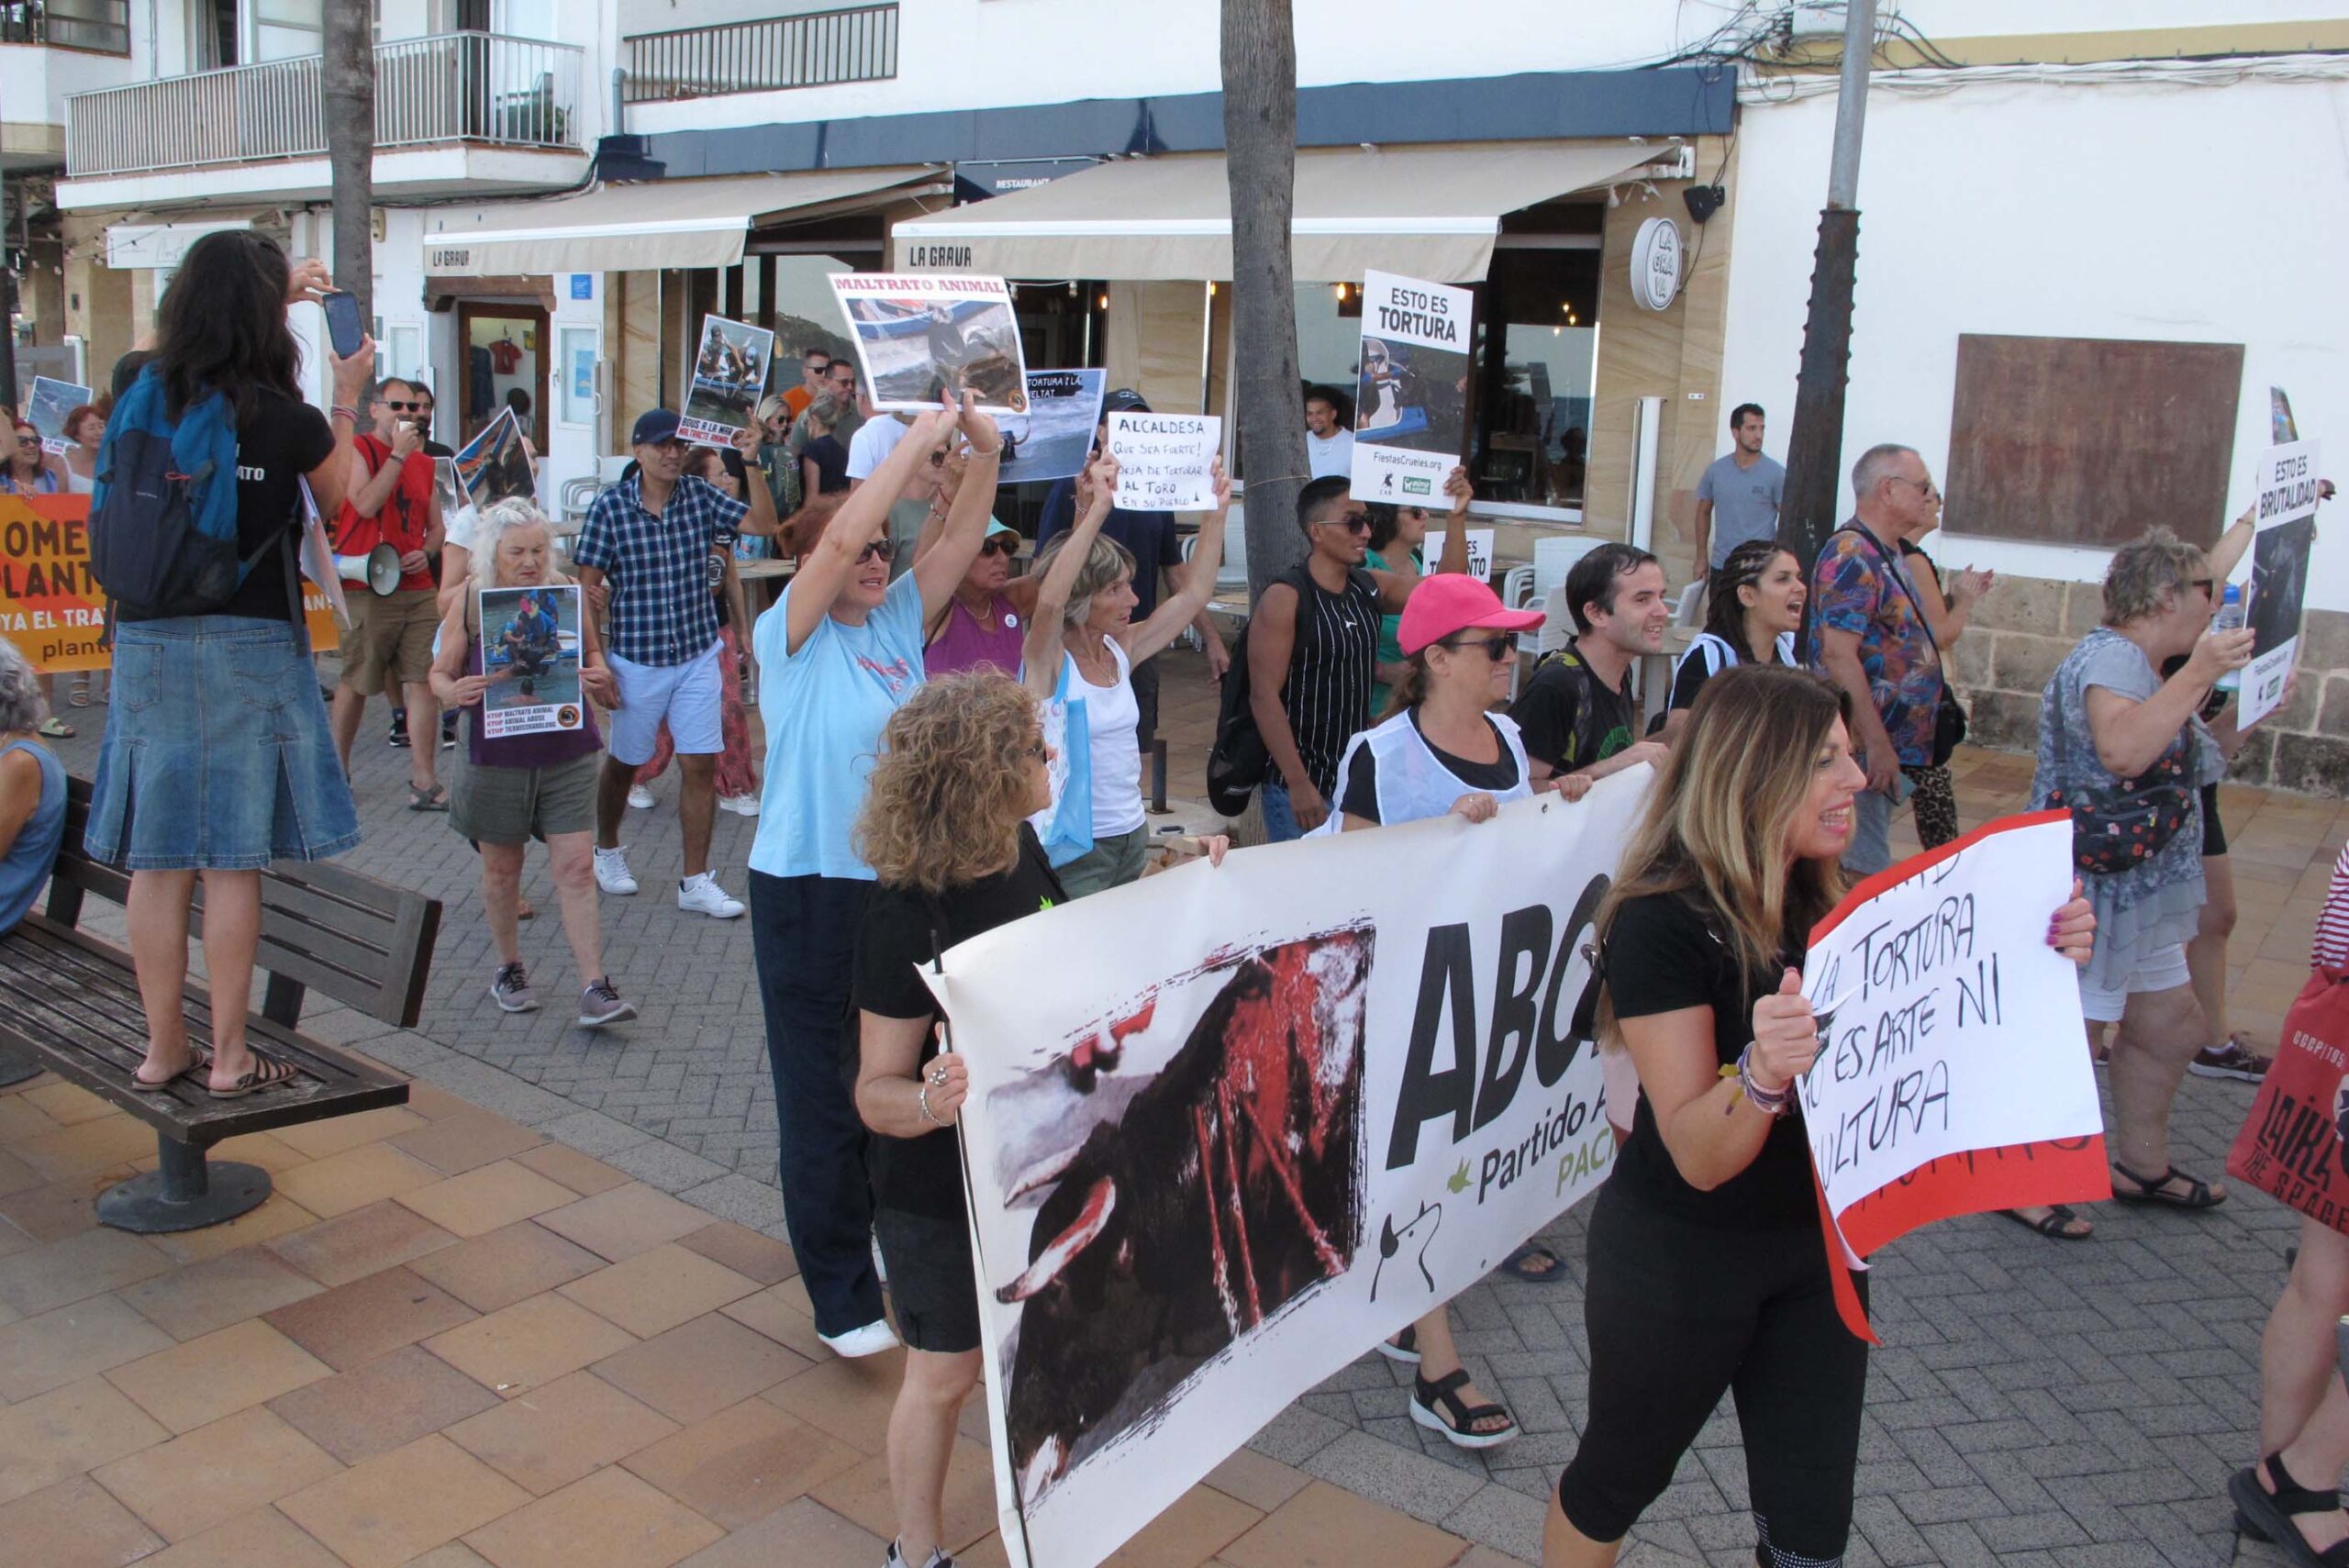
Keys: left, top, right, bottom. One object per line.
{"left": 850, "top": 671, "right": 1062, "bottom": 1568}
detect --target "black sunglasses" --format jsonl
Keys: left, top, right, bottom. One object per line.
{"left": 1327, "top": 511, "right": 1373, "bottom": 534}
{"left": 1442, "top": 634, "right": 1514, "bottom": 662}
{"left": 383, "top": 400, "right": 423, "bottom": 412}
{"left": 856, "top": 538, "right": 897, "bottom": 565}
{"left": 979, "top": 536, "right": 1018, "bottom": 558}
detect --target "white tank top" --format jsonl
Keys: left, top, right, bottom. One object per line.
{"left": 1308, "top": 709, "right": 1533, "bottom": 836}
{"left": 1068, "top": 637, "right": 1145, "bottom": 839}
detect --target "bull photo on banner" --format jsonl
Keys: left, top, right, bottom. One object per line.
{"left": 477, "top": 583, "right": 583, "bottom": 739}
{"left": 831, "top": 273, "right": 1030, "bottom": 416}
{"left": 926, "top": 774, "right": 1648, "bottom": 1568}
{"left": 680, "top": 314, "right": 775, "bottom": 447}
{"left": 1350, "top": 269, "right": 1473, "bottom": 504}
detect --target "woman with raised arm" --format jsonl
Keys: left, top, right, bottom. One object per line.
{"left": 746, "top": 389, "right": 1001, "bottom": 1359}
{"left": 1547, "top": 664, "right": 2094, "bottom": 1568}
{"left": 87, "top": 232, "right": 375, "bottom": 1099}
{"left": 1020, "top": 452, "right": 1230, "bottom": 895}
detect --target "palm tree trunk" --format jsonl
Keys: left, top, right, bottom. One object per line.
{"left": 321, "top": 8, "right": 375, "bottom": 330}
{"left": 1221, "top": 0, "right": 1308, "bottom": 598}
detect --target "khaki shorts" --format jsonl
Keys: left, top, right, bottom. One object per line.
{"left": 449, "top": 748, "right": 599, "bottom": 845}
{"left": 340, "top": 587, "right": 440, "bottom": 695}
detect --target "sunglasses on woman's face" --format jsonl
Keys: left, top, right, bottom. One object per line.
{"left": 856, "top": 538, "right": 897, "bottom": 565}
{"left": 1442, "top": 634, "right": 1514, "bottom": 662}
{"left": 979, "top": 536, "right": 1018, "bottom": 559}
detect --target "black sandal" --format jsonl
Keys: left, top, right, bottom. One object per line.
{"left": 1497, "top": 1241, "right": 1567, "bottom": 1283}
{"left": 1376, "top": 1325, "right": 1419, "bottom": 1365}
{"left": 2229, "top": 1454, "right": 2349, "bottom": 1565}
{"left": 1410, "top": 1367, "right": 1518, "bottom": 1451}
{"left": 1997, "top": 1204, "right": 2093, "bottom": 1240}
{"left": 208, "top": 1051, "right": 301, "bottom": 1100}
{"left": 2111, "top": 1162, "right": 2226, "bottom": 1210}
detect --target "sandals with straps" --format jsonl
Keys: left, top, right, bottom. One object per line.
{"left": 2229, "top": 1454, "right": 2349, "bottom": 1566}
{"left": 1997, "top": 1204, "right": 2093, "bottom": 1240}
{"left": 208, "top": 1051, "right": 301, "bottom": 1100}
{"left": 131, "top": 1047, "right": 212, "bottom": 1093}
{"left": 1498, "top": 1241, "right": 1569, "bottom": 1284}
{"left": 1410, "top": 1367, "right": 1519, "bottom": 1451}
{"left": 2111, "top": 1162, "right": 2226, "bottom": 1210}
{"left": 1376, "top": 1325, "right": 1419, "bottom": 1365}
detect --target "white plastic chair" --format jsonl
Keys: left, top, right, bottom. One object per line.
{"left": 1673, "top": 578, "right": 1705, "bottom": 628}
{"left": 1500, "top": 564, "right": 1535, "bottom": 610}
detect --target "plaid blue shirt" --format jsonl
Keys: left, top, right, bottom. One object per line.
{"left": 573, "top": 473, "right": 749, "bottom": 666}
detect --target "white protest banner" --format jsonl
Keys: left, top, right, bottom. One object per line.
{"left": 477, "top": 583, "right": 584, "bottom": 739}
{"left": 1107, "top": 411, "right": 1220, "bottom": 511}
{"left": 679, "top": 315, "right": 775, "bottom": 447}
{"left": 2242, "top": 437, "right": 2321, "bottom": 729}
{"left": 1798, "top": 811, "right": 2108, "bottom": 1334}
{"left": 926, "top": 773, "right": 1645, "bottom": 1568}
{"left": 27, "top": 376, "right": 92, "bottom": 456}
{"left": 1421, "top": 528, "right": 1497, "bottom": 583}
{"left": 1004, "top": 370, "right": 1105, "bottom": 484}
{"left": 831, "top": 273, "right": 1030, "bottom": 416}
{"left": 1350, "top": 269, "right": 1473, "bottom": 505}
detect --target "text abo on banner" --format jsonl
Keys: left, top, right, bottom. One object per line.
{"left": 0, "top": 495, "right": 342, "bottom": 673}
{"left": 926, "top": 771, "right": 1650, "bottom": 1568}
{"left": 1798, "top": 811, "right": 2109, "bottom": 1337}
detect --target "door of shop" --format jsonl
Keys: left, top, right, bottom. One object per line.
{"left": 456, "top": 302, "right": 551, "bottom": 453}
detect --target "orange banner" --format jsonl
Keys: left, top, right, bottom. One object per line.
{"left": 0, "top": 494, "right": 339, "bottom": 673}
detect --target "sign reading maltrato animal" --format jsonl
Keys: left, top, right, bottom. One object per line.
{"left": 1350, "top": 269, "right": 1473, "bottom": 506}
{"left": 831, "top": 273, "right": 1031, "bottom": 417}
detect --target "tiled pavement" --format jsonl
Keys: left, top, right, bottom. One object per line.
{"left": 10, "top": 650, "right": 2346, "bottom": 1566}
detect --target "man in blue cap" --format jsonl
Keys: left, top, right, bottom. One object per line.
{"left": 573, "top": 409, "right": 783, "bottom": 917}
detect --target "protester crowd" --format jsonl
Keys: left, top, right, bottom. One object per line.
{"left": 7, "top": 231, "right": 2338, "bottom": 1568}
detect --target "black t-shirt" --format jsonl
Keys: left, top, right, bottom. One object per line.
{"left": 1338, "top": 712, "right": 1519, "bottom": 824}
{"left": 802, "top": 433, "right": 851, "bottom": 495}
{"left": 1508, "top": 639, "right": 1634, "bottom": 773}
{"left": 1603, "top": 890, "right": 1817, "bottom": 1229}
{"left": 118, "top": 386, "right": 335, "bottom": 625}
{"left": 852, "top": 824, "right": 1066, "bottom": 1218}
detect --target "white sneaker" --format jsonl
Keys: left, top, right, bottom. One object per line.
{"left": 677, "top": 872, "right": 745, "bottom": 918}
{"left": 594, "top": 845, "right": 639, "bottom": 895}
{"left": 627, "top": 784, "right": 655, "bottom": 810}
{"left": 718, "top": 792, "right": 762, "bottom": 817}
{"left": 818, "top": 1318, "right": 899, "bottom": 1358}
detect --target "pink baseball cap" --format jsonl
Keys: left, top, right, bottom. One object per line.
{"left": 1397, "top": 574, "right": 1544, "bottom": 656}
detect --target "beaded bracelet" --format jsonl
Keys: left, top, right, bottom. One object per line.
{"left": 918, "top": 1080, "right": 951, "bottom": 1129}
{"left": 330, "top": 405, "right": 360, "bottom": 425}
{"left": 1735, "top": 1041, "right": 1792, "bottom": 1117}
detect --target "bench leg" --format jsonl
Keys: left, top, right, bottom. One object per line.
{"left": 96, "top": 1133, "right": 272, "bottom": 1234}
{"left": 0, "top": 1048, "right": 39, "bottom": 1088}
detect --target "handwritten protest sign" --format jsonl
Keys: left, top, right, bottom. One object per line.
{"left": 929, "top": 773, "right": 1647, "bottom": 1568}
{"left": 1420, "top": 528, "right": 1496, "bottom": 583}
{"left": 0, "top": 495, "right": 337, "bottom": 672}
{"left": 1798, "top": 812, "right": 2108, "bottom": 1335}
{"left": 2243, "top": 437, "right": 2321, "bottom": 728}
{"left": 1107, "top": 412, "right": 1219, "bottom": 511}
{"left": 1350, "top": 269, "right": 1472, "bottom": 504}
{"left": 831, "top": 274, "right": 1030, "bottom": 415}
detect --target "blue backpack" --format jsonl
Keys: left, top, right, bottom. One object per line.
{"left": 88, "top": 366, "right": 282, "bottom": 619}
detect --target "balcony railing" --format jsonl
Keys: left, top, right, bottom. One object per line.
{"left": 65, "top": 31, "right": 582, "bottom": 179}
{"left": 0, "top": 0, "right": 130, "bottom": 55}
{"left": 621, "top": 3, "right": 896, "bottom": 105}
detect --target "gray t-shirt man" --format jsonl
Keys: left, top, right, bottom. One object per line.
{"left": 1696, "top": 451, "right": 1787, "bottom": 567}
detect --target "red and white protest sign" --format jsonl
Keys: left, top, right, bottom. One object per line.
{"left": 1798, "top": 811, "right": 2110, "bottom": 1339}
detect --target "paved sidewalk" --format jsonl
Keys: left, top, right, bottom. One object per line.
{"left": 16, "top": 657, "right": 2346, "bottom": 1565}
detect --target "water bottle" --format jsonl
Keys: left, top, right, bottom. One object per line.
{"left": 2211, "top": 583, "right": 2245, "bottom": 691}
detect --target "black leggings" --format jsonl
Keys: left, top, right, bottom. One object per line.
{"left": 1556, "top": 1184, "right": 1870, "bottom": 1566}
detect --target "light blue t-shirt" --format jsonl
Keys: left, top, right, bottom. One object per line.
{"left": 749, "top": 570, "right": 927, "bottom": 881}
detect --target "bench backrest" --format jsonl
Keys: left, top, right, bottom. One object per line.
{"left": 50, "top": 778, "right": 440, "bottom": 1029}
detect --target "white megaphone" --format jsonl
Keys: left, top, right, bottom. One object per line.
{"left": 333, "top": 544, "right": 404, "bottom": 597}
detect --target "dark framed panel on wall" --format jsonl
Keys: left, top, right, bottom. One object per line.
{"left": 1944, "top": 333, "right": 2243, "bottom": 549}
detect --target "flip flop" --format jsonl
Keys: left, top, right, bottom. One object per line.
{"left": 1998, "top": 1204, "right": 2092, "bottom": 1240}
{"left": 207, "top": 1051, "right": 301, "bottom": 1099}
{"left": 37, "top": 717, "right": 73, "bottom": 740}
{"left": 1497, "top": 1241, "right": 1569, "bottom": 1283}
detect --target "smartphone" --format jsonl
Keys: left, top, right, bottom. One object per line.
{"left": 320, "top": 289, "right": 365, "bottom": 360}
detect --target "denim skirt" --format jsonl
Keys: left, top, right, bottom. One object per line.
{"left": 84, "top": 616, "right": 361, "bottom": 871}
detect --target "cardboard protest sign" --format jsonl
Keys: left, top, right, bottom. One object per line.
{"left": 26, "top": 376, "right": 92, "bottom": 455}
{"left": 0, "top": 494, "right": 336, "bottom": 673}
{"left": 1350, "top": 270, "right": 1473, "bottom": 505}
{"left": 927, "top": 773, "right": 1647, "bottom": 1568}
{"left": 452, "top": 407, "right": 536, "bottom": 509}
{"left": 831, "top": 274, "right": 1030, "bottom": 416}
{"left": 1798, "top": 811, "right": 2109, "bottom": 1336}
{"left": 680, "top": 315, "right": 774, "bottom": 447}
{"left": 1003, "top": 370, "right": 1105, "bottom": 483}
{"left": 2242, "top": 437, "right": 2321, "bottom": 729}
{"left": 1420, "top": 528, "right": 1496, "bottom": 583}
{"left": 477, "top": 583, "right": 584, "bottom": 739}
{"left": 1106, "top": 411, "right": 1219, "bottom": 511}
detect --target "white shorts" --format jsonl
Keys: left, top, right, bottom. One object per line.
{"left": 605, "top": 641, "right": 724, "bottom": 767}
{"left": 2076, "top": 941, "right": 2192, "bottom": 1024}
{"left": 1601, "top": 1043, "right": 1640, "bottom": 1134}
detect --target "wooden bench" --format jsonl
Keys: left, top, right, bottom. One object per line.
{"left": 0, "top": 778, "right": 440, "bottom": 1232}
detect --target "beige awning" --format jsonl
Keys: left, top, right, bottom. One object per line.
{"left": 423, "top": 168, "right": 949, "bottom": 277}
{"left": 890, "top": 142, "right": 1672, "bottom": 283}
